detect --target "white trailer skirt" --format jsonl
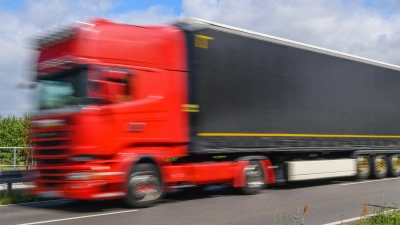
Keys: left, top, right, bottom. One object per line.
{"left": 287, "top": 159, "right": 357, "bottom": 181}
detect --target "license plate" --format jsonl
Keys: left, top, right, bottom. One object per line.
{"left": 38, "top": 191, "right": 62, "bottom": 198}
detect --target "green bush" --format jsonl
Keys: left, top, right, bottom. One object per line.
{"left": 0, "top": 114, "right": 33, "bottom": 168}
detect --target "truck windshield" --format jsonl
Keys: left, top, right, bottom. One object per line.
{"left": 37, "top": 68, "right": 88, "bottom": 110}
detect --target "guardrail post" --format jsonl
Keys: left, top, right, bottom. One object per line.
{"left": 31, "top": 148, "right": 34, "bottom": 169}
{"left": 7, "top": 183, "right": 12, "bottom": 192}
{"left": 14, "top": 148, "right": 16, "bottom": 170}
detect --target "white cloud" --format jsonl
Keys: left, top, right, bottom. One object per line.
{"left": 182, "top": 0, "right": 400, "bottom": 65}
{"left": 110, "top": 5, "right": 179, "bottom": 25}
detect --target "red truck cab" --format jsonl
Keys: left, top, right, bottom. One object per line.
{"left": 29, "top": 19, "right": 271, "bottom": 207}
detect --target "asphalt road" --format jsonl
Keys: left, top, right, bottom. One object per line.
{"left": 2, "top": 177, "right": 400, "bottom": 225}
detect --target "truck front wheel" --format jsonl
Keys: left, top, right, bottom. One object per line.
{"left": 239, "top": 161, "right": 265, "bottom": 195}
{"left": 123, "top": 163, "right": 163, "bottom": 208}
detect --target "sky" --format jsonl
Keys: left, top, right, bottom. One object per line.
{"left": 1, "top": 0, "right": 400, "bottom": 117}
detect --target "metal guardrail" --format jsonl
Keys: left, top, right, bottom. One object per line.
{"left": 0, "top": 170, "right": 26, "bottom": 192}
{"left": 0, "top": 147, "right": 35, "bottom": 192}
{"left": 0, "top": 147, "right": 35, "bottom": 170}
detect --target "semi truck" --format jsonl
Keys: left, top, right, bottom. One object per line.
{"left": 28, "top": 17, "right": 400, "bottom": 208}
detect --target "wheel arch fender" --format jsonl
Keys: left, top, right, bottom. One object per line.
{"left": 129, "top": 154, "right": 163, "bottom": 176}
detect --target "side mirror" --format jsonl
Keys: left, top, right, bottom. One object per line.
{"left": 88, "top": 68, "right": 131, "bottom": 103}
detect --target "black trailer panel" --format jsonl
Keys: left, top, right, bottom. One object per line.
{"left": 179, "top": 22, "right": 400, "bottom": 153}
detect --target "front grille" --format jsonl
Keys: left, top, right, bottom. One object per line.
{"left": 33, "top": 126, "right": 72, "bottom": 165}
{"left": 36, "top": 149, "right": 68, "bottom": 155}
{"left": 32, "top": 122, "right": 74, "bottom": 189}
{"left": 40, "top": 169, "right": 61, "bottom": 174}
{"left": 34, "top": 131, "right": 69, "bottom": 138}
{"left": 42, "top": 182, "right": 63, "bottom": 188}
{"left": 40, "top": 159, "right": 67, "bottom": 165}
{"left": 36, "top": 140, "right": 67, "bottom": 147}
{"left": 38, "top": 169, "right": 67, "bottom": 187}
{"left": 41, "top": 176, "right": 63, "bottom": 181}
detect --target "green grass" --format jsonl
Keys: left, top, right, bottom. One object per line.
{"left": 0, "top": 166, "right": 31, "bottom": 171}
{"left": 357, "top": 212, "right": 400, "bottom": 225}
{"left": 0, "top": 190, "right": 50, "bottom": 205}
{"left": 356, "top": 202, "right": 400, "bottom": 225}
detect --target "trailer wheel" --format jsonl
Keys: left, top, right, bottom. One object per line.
{"left": 388, "top": 154, "right": 400, "bottom": 177}
{"left": 372, "top": 155, "right": 388, "bottom": 179}
{"left": 123, "top": 163, "right": 163, "bottom": 208}
{"left": 239, "top": 161, "right": 265, "bottom": 195}
{"left": 356, "top": 155, "right": 371, "bottom": 180}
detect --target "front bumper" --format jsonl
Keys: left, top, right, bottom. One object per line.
{"left": 29, "top": 172, "right": 126, "bottom": 200}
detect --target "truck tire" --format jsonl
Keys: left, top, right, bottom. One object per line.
{"left": 238, "top": 161, "right": 265, "bottom": 195}
{"left": 371, "top": 155, "right": 388, "bottom": 179}
{"left": 356, "top": 155, "right": 371, "bottom": 180}
{"left": 123, "top": 163, "right": 163, "bottom": 208}
{"left": 388, "top": 154, "right": 400, "bottom": 177}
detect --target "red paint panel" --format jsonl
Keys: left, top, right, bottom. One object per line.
{"left": 74, "top": 22, "right": 187, "bottom": 71}
{"left": 233, "top": 161, "right": 249, "bottom": 187}
{"left": 191, "top": 162, "right": 235, "bottom": 183}
{"left": 162, "top": 165, "right": 191, "bottom": 183}
{"left": 163, "top": 162, "right": 236, "bottom": 184}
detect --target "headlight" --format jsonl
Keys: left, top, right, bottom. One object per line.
{"left": 70, "top": 155, "right": 95, "bottom": 162}
{"left": 66, "top": 172, "right": 91, "bottom": 180}
{"left": 66, "top": 171, "right": 125, "bottom": 180}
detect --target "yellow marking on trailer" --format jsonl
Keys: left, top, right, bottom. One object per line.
{"left": 184, "top": 109, "right": 200, "bottom": 113}
{"left": 182, "top": 104, "right": 199, "bottom": 108}
{"left": 197, "top": 133, "right": 400, "bottom": 138}
{"left": 196, "top": 35, "right": 214, "bottom": 40}
{"left": 195, "top": 35, "right": 214, "bottom": 49}
{"left": 182, "top": 104, "right": 200, "bottom": 113}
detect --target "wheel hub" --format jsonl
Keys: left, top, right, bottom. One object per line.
{"left": 358, "top": 157, "right": 369, "bottom": 172}
{"left": 392, "top": 157, "right": 400, "bottom": 171}
{"left": 376, "top": 158, "right": 387, "bottom": 172}
{"left": 244, "top": 164, "right": 264, "bottom": 188}
{"left": 129, "top": 173, "right": 162, "bottom": 201}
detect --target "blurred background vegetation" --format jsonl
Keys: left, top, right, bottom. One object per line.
{"left": 0, "top": 114, "right": 33, "bottom": 169}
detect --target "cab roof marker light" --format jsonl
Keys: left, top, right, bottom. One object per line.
{"left": 37, "top": 55, "right": 75, "bottom": 71}
{"left": 75, "top": 21, "right": 96, "bottom": 27}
